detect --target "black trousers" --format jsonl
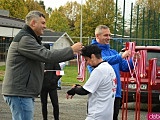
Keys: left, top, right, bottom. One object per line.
{"left": 40, "top": 89, "right": 59, "bottom": 120}
{"left": 113, "top": 97, "right": 121, "bottom": 120}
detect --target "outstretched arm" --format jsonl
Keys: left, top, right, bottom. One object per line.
{"left": 103, "top": 50, "right": 131, "bottom": 65}
{"left": 120, "top": 51, "right": 140, "bottom": 72}
{"left": 66, "top": 84, "right": 90, "bottom": 99}
{"left": 103, "top": 54, "right": 122, "bottom": 65}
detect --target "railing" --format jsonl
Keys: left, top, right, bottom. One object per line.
{"left": 1, "top": 37, "right": 160, "bottom": 62}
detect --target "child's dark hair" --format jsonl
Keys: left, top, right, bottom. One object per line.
{"left": 81, "top": 45, "right": 101, "bottom": 58}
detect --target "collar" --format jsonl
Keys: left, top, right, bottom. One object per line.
{"left": 23, "top": 25, "right": 42, "bottom": 45}
{"left": 92, "top": 61, "right": 106, "bottom": 68}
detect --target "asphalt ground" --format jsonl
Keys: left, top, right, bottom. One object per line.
{"left": 0, "top": 83, "right": 87, "bottom": 120}
{"left": 0, "top": 82, "right": 160, "bottom": 120}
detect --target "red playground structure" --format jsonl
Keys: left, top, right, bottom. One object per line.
{"left": 121, "top": 42, "right": 159, "bottom": 120}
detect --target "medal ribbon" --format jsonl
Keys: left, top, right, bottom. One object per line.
{"left": 136, "top": 50, "right": 147, "bottom": 78}
{"left": 77, "top": 53, "right": 86, "bottom": 82}
{"left": 125, "top": 42, "right": 136, "bottom": 79}
{"left": 149, "top": 58, "right": 157, "bottom": 85}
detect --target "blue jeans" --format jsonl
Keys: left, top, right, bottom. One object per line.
{"left": 3, "top": 95, "right": 34, "bottom": 120}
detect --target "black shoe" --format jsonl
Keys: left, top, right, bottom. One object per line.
{"left": 57, "top": 87, "right": 61, "bottom": 90}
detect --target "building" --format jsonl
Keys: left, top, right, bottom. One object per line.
{"left": 0, "top": 10, "right": 25, "bottom": 61}
{"left": 41, "top": 29, "right": 74, "bottom": 49}
{"left": 41, "top": 29, "right": 74, "bottom": 65}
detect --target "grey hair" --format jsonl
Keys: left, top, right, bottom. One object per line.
{"left": 25, "top": 10, "right": 45, "bottom": 25}
{"left": 95, "top": 25, "right": 109, "bottom": 35}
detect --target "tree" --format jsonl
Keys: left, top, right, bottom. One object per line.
{"left": 74, "top": 0, "right": 116, "bottom": 42}
{"left": 0, "top": 0, "right": 28, "bottom": 19}
{"left": 25, "top": 0, "right": 49, "bottom": 20}
{"left": 46, "top": 7, "right": 53, "bottom": 17}
{"left": 38, "top": 0, "right": 45, "bottom": 10}
{"left": 57, "top": 2, "right": 81, "bottom": 36}
{"left": 131, "top": 0, "right": 160, "bottom": 39}
{"left": 0, "top": 0, "right": 48, "bottom": 20}
{"left": 46, "top": 8, "right": 70, "bottom": 32}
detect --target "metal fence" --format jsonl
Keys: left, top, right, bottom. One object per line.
{"left": 0, "top": 36, "right": 160, "bottom": 62}
{"left": 71, "top": 36, "right": 160, "bottom": 52}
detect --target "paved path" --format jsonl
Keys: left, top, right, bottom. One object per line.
{"left": 0, "top": 62, "right": 5, "bottom": 66}
{"left": 0, "top": 82, "right": 159, "bottom": 120}
{"left": 0, "top": 83, "right": 87, "bottom": 120}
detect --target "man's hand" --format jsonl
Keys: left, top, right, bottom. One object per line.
{"left": 121, "top": 50, "right": 131, "bottom": 58}
{"left": 71, "top": 42, "right": 83, "bottom": 54}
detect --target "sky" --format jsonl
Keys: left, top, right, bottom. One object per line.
{"left": 37, "top": 0, "right": 83, "bottom": 9}
{"left": 37, "top": 0, "right": 136, "bottom": 9}
{"left": 37, "top": 0, "right": 136, "bottom": 19}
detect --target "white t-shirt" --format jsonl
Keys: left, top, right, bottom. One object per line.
{"left": 83, "top": 62, "right": 117, "bottom": 120}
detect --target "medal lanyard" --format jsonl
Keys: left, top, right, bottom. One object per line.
{"left": 149, "top": 58, "right": 157, "bottom": 85}
{"left": 127, "top": 56, "right": 138, "bottom": 78}
{"left": 138, "top": 50, "right": 147, "bottom": 78}
{"left": 125, "top": 42, "right": 136, "bottom": 78}
{"left": 77, "top": 53, "right": 86, "bottom": 82}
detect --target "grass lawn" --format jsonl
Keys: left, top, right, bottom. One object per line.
{"left": 0, "top": 65, "right": 5, "bottom": 81}
{"left": 62, "top": 65, "right": 88, "bottom": 86}
{"left": 0, "top": 65, "right": 88, "bottom": 86}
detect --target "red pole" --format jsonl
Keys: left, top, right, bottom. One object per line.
{"left": 134, "top": 50, "right": 147, "bottom": 120}
{"left": 122, "top": 72, "right": 129, "bottom": 120}
{"left": 148, "top": 58, "right": 157, "bottom": 113}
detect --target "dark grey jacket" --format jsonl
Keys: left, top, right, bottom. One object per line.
{"left": 2, "top": 25, "right": 74, "bottom": 97}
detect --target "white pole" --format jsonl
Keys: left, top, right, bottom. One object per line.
{"left": 80, "top": 0, "right": 83, "bottom": 43}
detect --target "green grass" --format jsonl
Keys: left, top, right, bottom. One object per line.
{"left": 0, "top": 65, "right": 88, "bottom": 86}
{"left": 0, "top": 65, "right": 5, "bottom": 71}
{"left": 61, "top": 65, "right": 87, "bottom": 86}
{"left": 0, "top": 65, "right": 5, "bottom": 81}
{"left": 0, "top": 76, "right": 4, "bottom": 81}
